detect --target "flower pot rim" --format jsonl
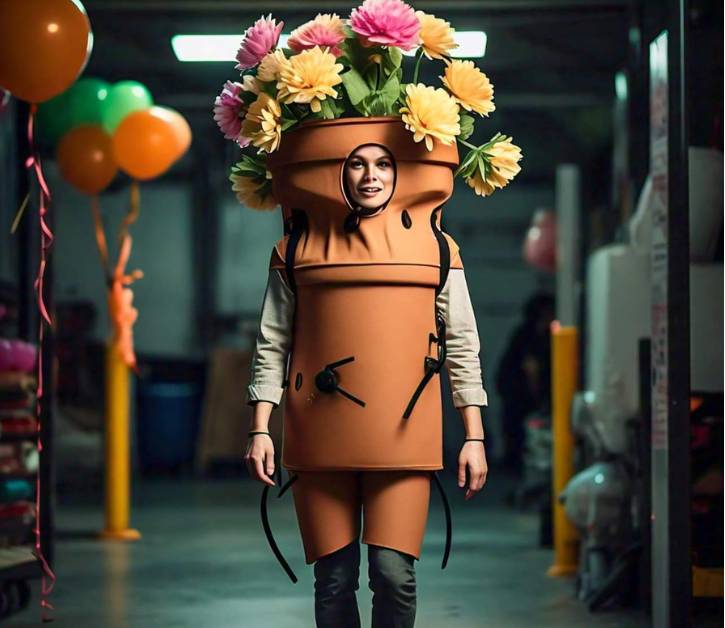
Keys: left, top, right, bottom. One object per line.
{"left": 294, "top": 115, "right": 404, "bottom": 130}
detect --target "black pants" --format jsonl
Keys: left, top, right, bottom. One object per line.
{"left": 313, "top": 540, "right": 417, "bottom": 628}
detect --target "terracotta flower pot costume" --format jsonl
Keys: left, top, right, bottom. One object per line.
{"left": 255, "top": 116, "right": 481, "bottom": 580}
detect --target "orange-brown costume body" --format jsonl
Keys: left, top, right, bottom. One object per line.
{"left": 267, "top": 117, "right": 461, "bottom": 563}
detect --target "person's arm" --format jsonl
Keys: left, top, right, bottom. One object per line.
{"left": 244, "top": 268, "right": 294, "bottom": 485}
{"left": 436, "top": 268, "right": 488, "bottom": 415}
{"left": 436, "top": 267, "right": 489, "bottom": 499}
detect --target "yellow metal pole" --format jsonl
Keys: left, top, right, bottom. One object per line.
{"left": 547, "top": 323, "right": 578, "bottom": 577}
{"left": 99, "top": 340, "right": 141, "bottom": 541}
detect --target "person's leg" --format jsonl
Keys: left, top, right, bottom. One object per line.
{"left": 360, "top": 471, "right": 431, "bottom": 628}
{"left": 290, "top": 471, "right": 363, "bottom": 627}
{"left": 367, "top": 544, "right": 417, "bottom": 628}
{"left": 313, "top": 540, "right": 363, "bottom": 628}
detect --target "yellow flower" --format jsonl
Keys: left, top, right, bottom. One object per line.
{"left": 241, "top": 74, "right": 260, "bottom": 95}
{"left": 465, "top": 135, "right": 522, "bottom": 196}
{"left": 399, "top": 83, "right": 460, "bottom": 151}
{"left": 229, "top": 171, "right": 277, "bottom": 210}
{"left": 241, "top": 92, "right": 282, "bottom": 153}
{"left": 441, "top": 59, "right": 495, "bottom": 116}
{"left": 416, "top": 11, "right": 458, "bottom": 60}
{"left": 257, "top": 49, "right": 289, "bottom": 83}
{"left": 276, "top": 45, "right": 343, "bottom": 113}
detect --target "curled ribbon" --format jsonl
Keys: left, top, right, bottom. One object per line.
{"left": 90, "top": 184, "right": 143, "bottom": 374}
{"left": 26, "top": 103, "right": 57, "bottom": 622}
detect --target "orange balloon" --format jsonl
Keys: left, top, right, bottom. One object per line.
{"left": 157, "top": 106, "right": 192, "bottom": 162}
{"left": 0, "top": 0, "right": 93, "bottom": 103}
{"left": 112, "top": 107, "right": 179, "bottom": 180}
{"left": 57, "top": 125, "right": 118, "bottom": 195}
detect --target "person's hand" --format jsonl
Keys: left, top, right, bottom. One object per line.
{"left": 458, "top": 440, "right": 488, "bottom": 500}
{"left": 244, "top": 434, "right": 276, "bottom": 486}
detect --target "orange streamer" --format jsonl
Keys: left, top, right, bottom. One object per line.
{"left": 91, "top": 186, "right": 143, "bottom": 374}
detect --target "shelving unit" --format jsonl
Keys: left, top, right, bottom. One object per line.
{"left": 0, "top": 366, "right": 42, "bottom": 618}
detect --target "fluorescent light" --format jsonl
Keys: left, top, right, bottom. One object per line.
{"left": 172, "top": 34, "right": 289, "bottom": 62}
{"left": 402, "top": 31, "right": 487, "bottom": 58}
{"left": 172, "top": 31, "right": 485, "bottom": 62}
{"left": 614, "top": 71, "right": 628, "bottom": 101}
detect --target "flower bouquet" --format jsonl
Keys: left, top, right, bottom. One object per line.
{"left": 213, "top": 0, "right": 523, "bottom": 210}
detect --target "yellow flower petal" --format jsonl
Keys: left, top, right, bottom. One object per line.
{"left": 416, "top": 11, "right": 458, "bottom": 61}
{"left": 257, "top": 49, "right": 289, "bottom": 83}
{"left": 399, "top": 83, "right": 460, "bottom": 151}
{"left": 229, "top": 172, "right": 277, "bottom": 210}
{"left": 241, "top": 92, "right": 282, "bottom": 153}
{"left": 276, "top": 45, "right": 343, "bottom": 111}
{"left": 441, "top": 60, "right": 495, "bottom": 116}
{"left": 467, "top": 136, "right": 523, "bottom": 196}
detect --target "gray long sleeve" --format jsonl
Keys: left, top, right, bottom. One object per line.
{"left": 245, "top": 267, "right": 488, "bottom": 409}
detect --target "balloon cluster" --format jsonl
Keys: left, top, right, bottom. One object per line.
{"left": 40, "top": 79, "right": 191, "bottom": 193}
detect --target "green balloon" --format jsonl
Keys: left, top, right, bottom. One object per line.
{"left": 36, "top": 89, "right": 75, "bottom": 144}
{"left": 100, "top": 81, "right": 153, "bottom": 133}
{"left": 66, "top": 78, "right": 110, "bottom": 127}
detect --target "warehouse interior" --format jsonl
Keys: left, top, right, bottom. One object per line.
{"left": 0, "top": 0, "right": 722, "bottom": 626}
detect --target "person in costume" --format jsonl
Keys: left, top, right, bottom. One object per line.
{"left": 244, "top": 140, "right": 488, "bottom": 628}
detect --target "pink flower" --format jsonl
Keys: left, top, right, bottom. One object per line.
{"left": 213, "top": 80, "right": 251, "bottom": 148}
{"left": 235, "top": 14, "right": 284, "bottom": 70}
{"left": 287, "top": 13, "right": 346, "bottom": 57}
{"left": 349, "top": 0, "right": 420, "bottom": 51}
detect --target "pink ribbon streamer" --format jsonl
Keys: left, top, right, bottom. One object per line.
{"left": 26, "top": 103, "right": 57, "bottom": 622}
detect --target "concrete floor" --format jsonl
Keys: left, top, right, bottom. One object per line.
{"left": 6, "top": 471, "right": 659, "bottom": 627}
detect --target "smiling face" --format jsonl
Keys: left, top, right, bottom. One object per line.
{"left": 343, "top": 144, "right": 396, "bottom": 212}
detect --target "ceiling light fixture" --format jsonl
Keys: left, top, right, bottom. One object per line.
{"left": 171, "top": 31, "right": 485, "bottom": 62}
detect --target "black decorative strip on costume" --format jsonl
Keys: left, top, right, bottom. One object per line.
{"left": 261, "top": 483, "right": 298, "bottom": 583}
{"left": 430, "top": 206, "right": 451, "bottom": 297}
{"left": 277, "top": 472, "right": 299, "bottom": 498}
{"left": 314, "top": 355, "right": 366, "bottom": 407}
{"left": 432, "top": 471, "right": 452, "bottom": 569}
{"left": 284, "top": 208, "right": 308, "bottom": 296}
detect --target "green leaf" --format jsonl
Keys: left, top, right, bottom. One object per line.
{"left": 365, "top": 92, "right": 391, "bottom": 116}
{"left": 476, "top": 155, "right": 489, "bottom": 180}
{"left": 319, "top": 98, "right": 337, "bottom": 120}
{"left": 258, "top": 81, "right": 277, "bottom": 97}
{"left": 239, "top": 89, "right": 258, "bottom": 106}
{"left": 382, "top": 47, "right": 403, "bottom": 75}
{"left": 397, "top": 82, "right": 409, "bottom": 106}
{"left": 454, "top": 148, "right": 479, "bottom": 178}
{"left": 342, "top": 35, "right": 378, "bottom": 71}
{"left": 280, "top": 103, "right": 298, "bottom": 120}
{"left": 341, "top": 67, "right": 371, "bottom": 106}
{"left": 280, "top": 117, "right": 298, "bottom": 131}
{"left": 459, "top": 114, "right": 475, "bottom": 141}
{"left": 232, "top": 154, "right": 267, "bottom": 177}
{"left": 363, "top": 63, "right": 379, "bottom": 90}
{"left": 380, "top": 74, "right": 399, "bottom": 100}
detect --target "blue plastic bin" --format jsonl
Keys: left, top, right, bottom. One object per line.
{"left": 135, "top": 381, "right": 202, "bottom": 470}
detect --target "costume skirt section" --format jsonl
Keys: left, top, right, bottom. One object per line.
{"left": 290, "top": 469, "right": 432, "bottom": 564}
{"left": 280, "top": 264, "right": 445, "bottom": 471}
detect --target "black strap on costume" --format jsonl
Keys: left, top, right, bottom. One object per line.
{"left": 401, "top": 207, "right": 451, "bottom": 419}
{"left": 402, "top": 311, "right": 447, "bottom": 419}
{"left": 284, "top": 208, "right": 308, "bottom": 296}
{"left": 277, "top": 472, "right": 298, "bottom": 498}
{"left": 432, "top": 471, "right": 452, "bottom": 569}
{"left": 260, "top": 472, "right": 300, "bottom": 584}
{"left": 430, "top": 206, "right": 451, "bottom": 298}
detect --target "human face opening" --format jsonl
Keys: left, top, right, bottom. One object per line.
{"left": 342, "top": 144, "right": 396, "bottom": 214}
